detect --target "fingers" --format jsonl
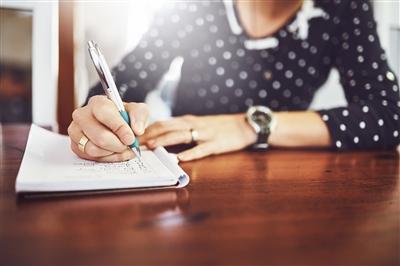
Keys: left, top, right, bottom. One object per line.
{"left": 141, "top": 118, "right": 191, "bottom": 142}
{"left": 147, "top": 130, "right": 192, "bottom": 149}
{"left": 72, "top": 105, "right": 127, "bottom": 153}
{"left": 68, "top": 122, "right": 113, "bottom": 157}
{"left": 88, "top": 95, "right": 135, "bottom": 146}
{"left": 70, "top": 142, "right": 135, "bottom": 163}
{"left": 178, "top": 143, "right": 214, "bottom": 161}
{"left": 125, "top": 102, "right": 149, "bottom": 135}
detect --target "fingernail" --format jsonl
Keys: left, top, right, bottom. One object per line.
{"left": 122, "top": 133, "right": 134, "bottom": 145}
{"left": 136, "top": 122, "right": 145, "bottom": 135}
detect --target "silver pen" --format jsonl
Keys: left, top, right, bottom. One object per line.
{"left": 87, "top": 40, "right": 141, "bottom": 158}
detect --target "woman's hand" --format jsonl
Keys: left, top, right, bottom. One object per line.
{"left": 68, "top": 95, "right": 149, "bottom": 162}
{"left": 140, "top": 114, "right": 257, "bottom": 161}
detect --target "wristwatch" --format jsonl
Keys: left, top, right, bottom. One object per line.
{"left": 246, "top": 105, "right": 277, "bottom": 149}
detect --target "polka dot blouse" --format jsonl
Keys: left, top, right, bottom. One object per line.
{"left": 87, "top": 0, "right": 400, "bottom": 150}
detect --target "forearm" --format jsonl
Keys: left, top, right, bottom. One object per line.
{"left": 268, "top": 111, "right": 332, "bottom": 148}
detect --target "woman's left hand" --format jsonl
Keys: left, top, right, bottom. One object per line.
{"left": 140, "top": 114, "right": 257, "bottom": 161}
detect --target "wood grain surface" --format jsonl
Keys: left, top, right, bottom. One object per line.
{"left": 0, "top": 124, "right": 399, "bottom": 266}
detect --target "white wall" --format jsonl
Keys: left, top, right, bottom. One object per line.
{"left": 1, "top": 0, "right": 59, "bottom": 128}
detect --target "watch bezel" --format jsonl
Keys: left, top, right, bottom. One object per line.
{"left": 246, "top": 105, "right": 276, "bottom": 149}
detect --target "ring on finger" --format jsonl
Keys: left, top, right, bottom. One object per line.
{"left": 78, "top": 134, "right": 89, "bottom": 153}
{"left": 190, "top": 128, "right": 199, "bottom": 143}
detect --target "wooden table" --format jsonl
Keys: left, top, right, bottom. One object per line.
{"left": 1, "top": 124, "right": 399, "bottom": 266}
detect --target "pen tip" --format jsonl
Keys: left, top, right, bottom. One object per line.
{"left": 133, "top": 147, "right": 142, "bottom": 159}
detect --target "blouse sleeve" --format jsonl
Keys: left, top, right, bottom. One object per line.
{"left": 317, "top": 0, "right": 400, "bottom": 150}
{"left": 85, "top": 6, "right": 186, "bottom": 105}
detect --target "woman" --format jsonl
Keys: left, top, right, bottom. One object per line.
{"left": 68, "top": 0, "right": 400, "bottom": 162}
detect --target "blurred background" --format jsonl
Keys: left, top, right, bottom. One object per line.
{"left": 0, "top": 0, "right": 399, "bottom": 133}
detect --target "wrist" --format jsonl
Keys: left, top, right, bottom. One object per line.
{"left": 238, "top": 114, "right": 258, "bottom": 146}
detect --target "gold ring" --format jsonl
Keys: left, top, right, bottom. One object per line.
{"left": 190, "top": 129, "right": 199, "bottom": 143}
{"left": 78, "top": 134, "right": 89, "bottom": 153}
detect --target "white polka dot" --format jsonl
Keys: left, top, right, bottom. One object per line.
{"left": 129, "top": 80, "right": 138, "bottom": 88}
{"left": 359, "top": 121, "right": 366, "bottom": 129}
{"left": 253, "top": 63, "right": 262, "bottom": 72}
{"left": 249, "top": 80, "right": 257, "bottom": 89}
{"left": 223, "top": 51, "right": 232, "bottom": 60}
{"left": 298, "top": 59, "right": 306, "bottom": 67}
{"left": 353, "top": 136, "right": 359, "bottom": 144}
{"left": 134, "top": 62, "right": 142, "bottom": 69}
{"left": 373, "top": 134, "right": 379, "bottom": 142}
{"left": 272, "top": 81, "right": 281, "bottom": 89}
{"left": 139, "top": 40, "right": 148, "bottom": 48}
{"left": 171, "top": 40, "right": 180, "bottom": 49}
{"left": 209, "top": 25, "right": 218, "bottom": 33}
{"left": 234, "top": 88, "right": 243, "bottom": 97}
{"left": 216, "top": 39, "right": 224, "bottom": 48}
{"left": 239, "top": 71, "right": 248, "bottom": 80}
{"left": 295, "top": 78, "right": 303, "bottom": 87}
{"left": 154, "top": 39, "right": 163, "bottom": 47}
{"left": 220, "top": 96, "right": 229, "bottom": 104}
{"left": 362, "top": 106, "right": 369, "bottom": 113}
{"left": 283, "top": 89, "right": 291, "bottom": 98}
{"left": 225, "top": 79, "right": 234, "bottom": 87}
{"left": 245, "top": 98, "right": 253, "bottom": 106}
{"left": 216, "top": 67, "right": 225, "bottom": 76}
{"left": 378, "top": 119, "right": 384, "bottom": 126}
{"left": 258, "top": 90, "right": 267, "bottom": 98}
{"left": 322, "top": 114, "right": 329, "bottom": 121}
{"left": 236, "top": 48, "right": 245, "bottom": 57}
{"left": 342, "top": 110, "right": 349, "bottom": 117}
{"left": 195, "top": 18, "right": 204, "bottom": 26}
{"left": 308, "top": 67, "right": 316, "bottom": 75}
{"left": 208, "top": 57, "right": 217, "bottom": 65}
{"left": 288, "top": 51, "right": 296, "bottom": 60}
{"left": 340, "top": 124, "right": 346, "bottom": 131}
{"left": 336, "top": 140, "right": 342, "bottom": 148}
{"left": 275, "top": 62, "right": 284, "bottom": 70}
{"left": 198, "top": 88, "right": 207, "bottom": 97}
{"left": 161, "top": 51, "right": 170, "bottom": 59}
{"left": 190, "top": 49, "right": 199, "bottom": 58}
{"left": 310, "top": 46, "right": 318, "bottom": 54}
{"left": 368, "top": 34, "right": 375, "bottom": 42}
{"left": 285, "top": 70, "right": 293, "bottom": 79}
{"left": 139, "top": 70, "right": 147, "bottom": 79}
{"left": 394, "top": 114, "right": 399, "bottom": 120}
{"left": 117, "top": 63, "right": 126, "bottom": 72}
{"left": 386, "top": 71, "right": 395, "bottom": 81}
{"left": 394, "top": 130, "right": 399, "bottom": 137}
{"left": 210, "top": 85, "right": 219, "bottom": 93}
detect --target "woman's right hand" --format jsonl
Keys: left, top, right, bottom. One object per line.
{"left": 68, "top": 95, "right": 149, "bottom": 162}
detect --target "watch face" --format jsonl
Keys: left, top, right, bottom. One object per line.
{"left": 251, "top": 110, "right": 272, "bottom": 128}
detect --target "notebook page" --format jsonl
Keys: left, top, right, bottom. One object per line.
{"left": 16, "top": 125, "right": 178, "bottom": 192}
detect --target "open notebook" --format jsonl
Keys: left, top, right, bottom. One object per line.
{"left": 15, "top": 125, "right": 189, "bottom": 194}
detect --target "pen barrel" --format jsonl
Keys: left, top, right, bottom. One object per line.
{"left": 120, "top": 111, "right": 140, "bottom": 149}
